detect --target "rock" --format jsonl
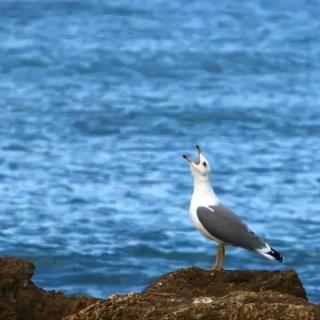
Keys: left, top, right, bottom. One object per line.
{"left": 144, "top": 267, "right": 308, "bottom": 299}
{"left": 1, "top": 257, "right": 319, "bottom": 320}
{"left": 65, "top": 268, "right": 320, "bottom": 320}
{"left": 0, "top": 257, "right": 98, "bottom": 320}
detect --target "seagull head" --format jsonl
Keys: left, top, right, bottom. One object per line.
{"left": 182, "top": 145, "right": 211, "bottom": 180}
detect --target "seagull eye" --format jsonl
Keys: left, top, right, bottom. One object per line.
{"left": 202, "top": 162, "right": 207, "bottom": 167}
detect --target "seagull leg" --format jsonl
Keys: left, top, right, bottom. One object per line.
{"left": 212, "top": 243, "right": 224, "bottom": 271}
{"left": 217, "top": 244, "right": 225, "bottom": 270}
{"left": 212, "top": 246, "right": 219, "bottom": 270}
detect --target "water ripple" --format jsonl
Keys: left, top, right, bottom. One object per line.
{"left": 0, "top": 0, "right": 319, "bottom": 302}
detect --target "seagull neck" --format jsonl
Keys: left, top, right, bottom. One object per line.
{"left": 193, "top": 178, "right": 213, "bottom": 193}
{"left": 192, "top": 177, "right": 219, "bottom": 204}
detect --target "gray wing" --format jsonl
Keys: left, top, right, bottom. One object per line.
{"left": 197, "top": 205, "right": 266, "bottom": 250}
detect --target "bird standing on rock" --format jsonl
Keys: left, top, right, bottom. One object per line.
{"left": 183, "top": 145, "right": 283, "bottom": 270}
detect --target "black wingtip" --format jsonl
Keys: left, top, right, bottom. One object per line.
{"left": 269, "top": 248, "right": 284, "bottom": 263}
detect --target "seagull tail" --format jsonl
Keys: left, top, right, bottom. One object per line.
{"left": 256, "top": 245, "right": 284, "bottom": 263}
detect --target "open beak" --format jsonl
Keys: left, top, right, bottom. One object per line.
{"left": 182, "top": 145, "right": 201, "bottom": 164}
{"left": 195, "top": 145, "right": 201, "bottom": 156}
{"left": 182, "top": 154, "right": 192, "bottom": 163}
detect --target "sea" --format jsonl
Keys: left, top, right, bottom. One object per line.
{"left": 0, "top": 0, "right": 319, "bottom": 301}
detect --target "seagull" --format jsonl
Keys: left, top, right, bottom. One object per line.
{"left": 183, "top": 145, "right": 283, "bottom": 270}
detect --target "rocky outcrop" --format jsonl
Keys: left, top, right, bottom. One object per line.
{"left": 65, "top": 268, "right": 320, "bottom": 320}
{"left": 144, "top": 267, "right": 308, "bottom": 299}
{"left": 0, "top": 257, "right": 98, "bottom": 320}
{"left": 0, "top": 257, "right": 319, "bottom": 320}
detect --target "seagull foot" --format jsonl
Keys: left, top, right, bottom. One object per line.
{"left": 213, "top": 267, "right": 224, "bottom": 271}
{"left": 207, "top": 265, "right": 224, "bottom": 271}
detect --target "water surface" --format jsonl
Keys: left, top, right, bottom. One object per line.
{"left": 0, "top": 0, "right": 319, "bottom": 301}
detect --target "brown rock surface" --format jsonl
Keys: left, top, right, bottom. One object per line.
{"left": 0, "top": 257, "right": 98, "bottom": 320}
{"left": 65, "top": 268, "right": 320, "bottom": 320}
{"left": 144, "top": 267, "right": 308, "bottom": 299}
{"left": 1, "top": 257, "right": 319, "bottom": 320}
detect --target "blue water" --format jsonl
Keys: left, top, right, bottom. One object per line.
{"left": 0, "top": 0, "right": 319, "bottom": 302}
